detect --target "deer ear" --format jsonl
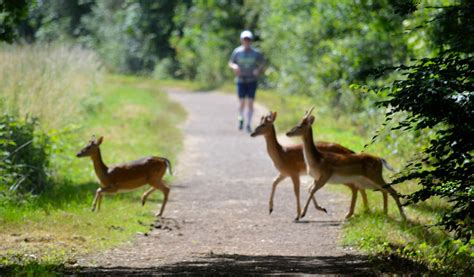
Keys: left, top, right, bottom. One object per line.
{"left": 97, "top": 136, "right": 104, "bottom": 145}
{"left": 308, "top": 115, "right": 315, "bottom": 125}
{"left": 271, "top": 111, "right": 277, "bottom": 121}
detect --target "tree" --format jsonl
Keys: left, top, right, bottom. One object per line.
{"left": 256, "top": 0, "right": 409, "bottom": 106}
{"left": 81, "top": 0, "right": 180, "bottom": 73}
{"left": 171, "top": 0, "right": 251, "bottom": 85}
{"left": 378, "top": 0, "right": 473, "bottom": 242}
{"left": 0, "top": 0, "right": 29, "bottom": 42}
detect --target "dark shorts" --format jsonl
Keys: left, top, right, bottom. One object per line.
{"left": 237, "top": 81, "right": 257, "bottom": 99}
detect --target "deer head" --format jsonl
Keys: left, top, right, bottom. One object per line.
{"left": 286, "top": 107, "right": 315, "bottom": 137}
{"left": 76, "top": 135, "right": 103, "bottom": 158}
{"left": 250, "top": 111, "right": 277, "bottom": 137}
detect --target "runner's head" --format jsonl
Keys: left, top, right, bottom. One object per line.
{"left": 240, "top": 30, "right": 253, "bottom": 49}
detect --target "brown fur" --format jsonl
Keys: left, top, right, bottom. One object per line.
{"left": 286, "top": 108, "right": 406, "bottom": 220}
{"left": 76, "top": 136, "right": 171, "bottom": 217}
{"left": 251, "top": 111, "right": 369, "bottom": 220}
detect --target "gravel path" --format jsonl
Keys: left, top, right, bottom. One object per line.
{"left": 76, "top": 89, "right": 373, "bottom": 275}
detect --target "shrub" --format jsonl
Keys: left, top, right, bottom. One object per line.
{"left": 0, "top": 112, "right": 51, "bottom": 196}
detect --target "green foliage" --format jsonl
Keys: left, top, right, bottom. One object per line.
{"left": 171, "top": 0, "right": 251, "bottom": 87}
{"left": 18, "top": 0, "right": 93, "bottom": 42}
{"left": 0, "top": 255, "right": 66, "bottom": 276}
{"left": 0, "top": 113, "right": 51, "bottom": 195}
{"left": 0, "top": 0, "right": 29, "bottom": 42}
{"left": 257, "top": 0, "right": 408, "bottom": 102}
{"left": 377, "top": 1, "right": 474, "bottom": 242}
{"left": 13, "top": 0, "right": 179, "bottom": 74}
{"left": 429, "top": 1, "right": 474, "bottom": 53}
{"left": 343, "top": 213, "right": 473, "bottom": 274}
{"left": 80, "top": 1, "right": 180, "bottom": 73}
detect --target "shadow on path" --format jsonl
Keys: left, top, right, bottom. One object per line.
{"left": 71, "top": 253, "right": 375, "bottom": 276}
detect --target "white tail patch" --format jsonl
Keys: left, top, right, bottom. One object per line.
{"left": 381, "top": 158, "right": 395, "bottom": 172}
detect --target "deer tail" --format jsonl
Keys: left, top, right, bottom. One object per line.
{"left": 162, "top": 158, "right": 173, "bottom": 176}
{"left": 381, "top": 158, "right": 395, "bottom": 172}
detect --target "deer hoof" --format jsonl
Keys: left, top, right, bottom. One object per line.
{"left": 269, "top": 208, "right": 273, "bottom": 215}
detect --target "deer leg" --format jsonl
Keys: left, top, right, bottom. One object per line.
{"left": 290, "top": 175, "right": 301, "bottom": 220}
{"left": 344, "top": 184, "right": 358, "bottom": 219}
{"left": 373, "top": 174, "right": 406, "bottom": 220}
{"left": 269, "top": 175, "right": 286, "bottom": 215}
{"left": 97, "top": 193, "right": 103, "bottom": 211}
{"left": 309, "top": 183, "right": 327, "bottom": 213}
{"left": 152, "top": 180, "right": 170, "bottom": 217}
{"left": 384, "top": 185, "right": 406, "bottom": 220}
{"left": 301, "top": 174, "right": 330, "bottom": 218}
{"left": 141, "top": 187, "right": 157, "bottom": 206}
{"left": 91, "top": 188, "right": 102, "bottom": 212}
{"left": 382, "top": 191, "right": 388, "bottom": 214}
{"left": 95, "top": 186, "right": 118, "bottom": 212}
{"left": 360, "top": 189, "right": 369, "bottom": 211}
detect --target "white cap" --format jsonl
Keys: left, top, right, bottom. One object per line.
{"left": 240, "top": 30, "right": 253, "bottom": 40}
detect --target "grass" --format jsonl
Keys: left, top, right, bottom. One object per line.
{"left": 0, "top": 43, "right": 102, "bottom": 130}
{"left": 0, "top": 74, "right": 186, "bottom": 273}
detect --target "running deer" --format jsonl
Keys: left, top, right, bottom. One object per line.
{"left": 76, "top": 136, "right": 171, "bottom": 217}
{"left": 251, "top": 111, "right": 368, "bottom": 220}
{"left": 286, "top": 108, "right": 406, "bottom": 220}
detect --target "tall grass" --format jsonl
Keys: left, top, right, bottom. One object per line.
{"left": 0, "top": 43, "right": 102, "bottom": 129}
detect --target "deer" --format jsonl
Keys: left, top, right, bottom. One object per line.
{"left": 286, "top": 108, "right": 406, "bottom": 220}
{"left": 76, "top": 136, "right": 171, "bottom": 217}
{"left": 251, "top": 111, "right": 369, "bottom": 220}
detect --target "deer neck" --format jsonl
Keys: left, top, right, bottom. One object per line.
{"left": 301, "top": 127, "right": 323, "bottom": 167}
{"left": 90, "top": 148, "right": 109, "bottom": 184}
{"left": 263, "top": 126, "right": 285, "bottom": 164}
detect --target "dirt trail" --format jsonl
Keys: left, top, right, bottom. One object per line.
{"left": 77, "top": 89, "right": 373, "bottom": 275}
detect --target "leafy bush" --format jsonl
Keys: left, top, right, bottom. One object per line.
{"left": 153, "top": 57, "right": 176, "bottom": 80}
{"left": 78, "top": 1, "right": 179, "bottom": 74}
{"left": 379, "top": 52, "right": 473, "bottom": 242}
{"left": 0, "top": 112, "right": 51, "bottom": 196}
{"left": 377, "top": 1, "right": 474, "bottom": 242}
{"left": 257, "top": 0, "right": 408, "bottom": 102}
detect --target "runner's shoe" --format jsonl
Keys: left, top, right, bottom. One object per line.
{"left": 238, "top": 117, "right": 244, "bottom": 130}
{"left": 246, "top": 125, "right": 252, "bottom": 133}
